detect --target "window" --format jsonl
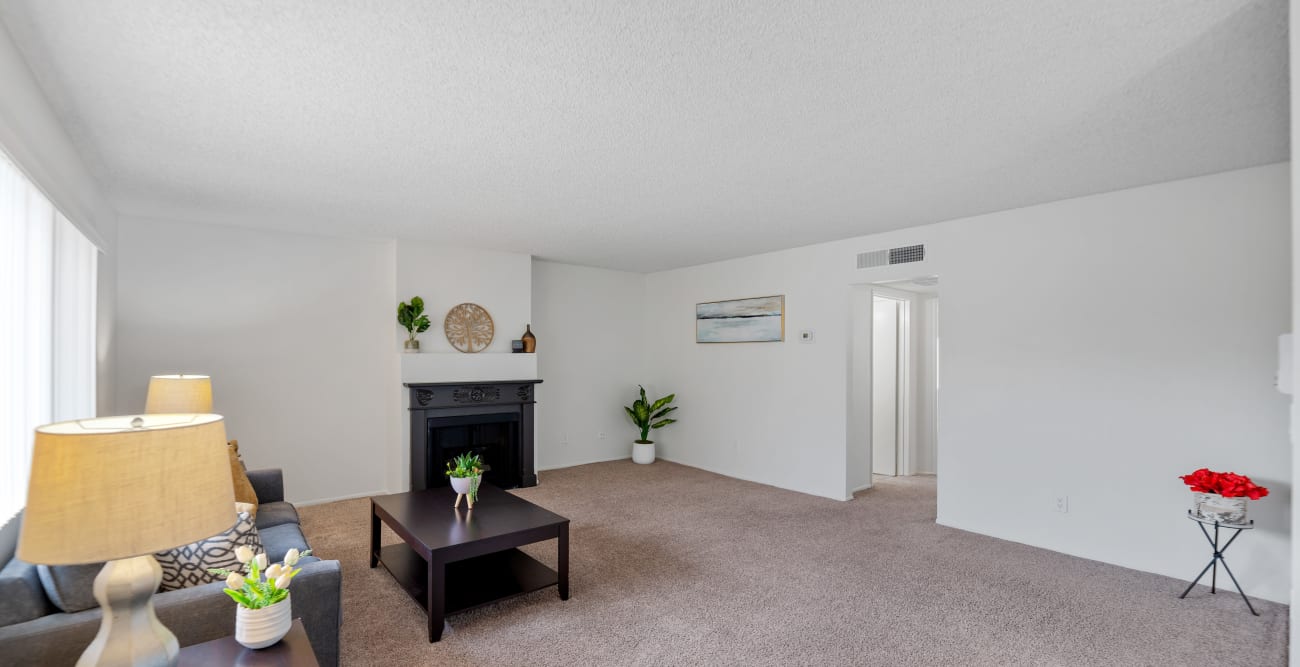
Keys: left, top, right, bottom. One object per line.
{"left": 1, "top": 152, "right": 98, "bottom": 519}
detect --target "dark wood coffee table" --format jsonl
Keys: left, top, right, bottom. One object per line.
{"left": 370, "top": 484, "right": 570, "bottom": 642}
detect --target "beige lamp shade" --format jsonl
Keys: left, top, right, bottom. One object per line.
{"left": 18, "top": 414, "right": 235, "bottom": 565}
{"left": 145, "top": 374, "right": 212, "bottom": 414}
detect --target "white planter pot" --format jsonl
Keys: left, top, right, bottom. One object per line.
{"left": 632, "top": 441, "right": 655, "bottom": 464}
{"left": 1196, "top": 493, "right": 1249, "bottom": 524}
{"left": 235, "top": 595, "right": 292, "bottom": 649}
{"left": 449, "top": 475, "right": 475, "bottom": 494}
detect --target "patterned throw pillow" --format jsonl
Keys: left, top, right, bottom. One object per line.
{"left": 154, "top": 503, "right": 262, "bottom": 592}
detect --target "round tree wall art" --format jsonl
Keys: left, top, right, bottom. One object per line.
{"left": 444, "top": 303, "right": 495, "bottom": 353}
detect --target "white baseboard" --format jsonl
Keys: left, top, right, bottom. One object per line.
{"left": 536, "top": 454, "right": 630, "bottom": 472}
{"left": 656, "top": 455, "right": 849, "bottom": 502}
{"left": 293, "top": 489, "right": 389, "bottom": 507}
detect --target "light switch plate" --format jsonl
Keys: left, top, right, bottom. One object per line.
{"left": 799, "top": 330, "right": 815, "bottom": 343}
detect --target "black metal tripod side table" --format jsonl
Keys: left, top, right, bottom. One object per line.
{"left": 1178, "top": 510, "right": 1258, "bottom": 616}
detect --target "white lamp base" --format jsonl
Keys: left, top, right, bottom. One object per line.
{"left": 78, "top": 555, "right": 178, "bottom": 667}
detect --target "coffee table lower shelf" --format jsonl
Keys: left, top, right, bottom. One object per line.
{"left": 378, "top": 544, "right": 559, "bottom": 616}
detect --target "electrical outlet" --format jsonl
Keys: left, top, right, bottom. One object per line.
{"left": 1054, "top": 496, "right": 1069, "bottom": 513}
{"left": 598, "top": 432, "right": 607, "bottom": 440}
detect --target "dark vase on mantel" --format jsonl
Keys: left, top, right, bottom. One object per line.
{"left": 521, "top": 324, "right": 537, "bottom": 353}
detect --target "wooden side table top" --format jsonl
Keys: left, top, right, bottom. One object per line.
{"left": 178, "top": 618, "right": 318, "bottom": 666}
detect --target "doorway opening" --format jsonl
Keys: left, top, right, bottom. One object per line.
{"left": 848, "top": 276, "right": 940, "bottom": 495}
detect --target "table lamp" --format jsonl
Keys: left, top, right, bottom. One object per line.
{"left": 18, "top": 414, "right": 235, "bottom": 667}
{"left": 144, "top": 374, "right": 212, "bottom": 414}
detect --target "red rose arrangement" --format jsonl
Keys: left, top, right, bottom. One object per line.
{"left": 1178, "top": 468, "right": 1269, "bottom": 500}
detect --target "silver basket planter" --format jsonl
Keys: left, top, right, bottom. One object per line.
{"left": 1192, "top": 492, "right": 1248, "bottom": 523}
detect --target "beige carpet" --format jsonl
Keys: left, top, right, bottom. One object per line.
{"left": 299, "top": 460, "right": 1287, "bottom": 666}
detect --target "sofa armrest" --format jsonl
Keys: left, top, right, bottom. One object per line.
{"left": 246, "top": 468, "right": 285, "bottom": 504}
{"left": 275, "top": 559, "right": 342, "bottom": 667}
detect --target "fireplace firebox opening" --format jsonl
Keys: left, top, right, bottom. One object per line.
{"left": 427, "top": 413, "right": 520, "bottom": 489}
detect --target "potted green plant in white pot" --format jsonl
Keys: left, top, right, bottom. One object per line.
{"left": 397, "top": 296, "right": 432, "bottom": 353}
{"left": 625, "top": 385, "right": 677, "bottom": 464}
{"left": 446, "top": 452, "right": 484, "bottom": 508}
{"left": 208, "top": 546, "right": 310, "bottom": 649}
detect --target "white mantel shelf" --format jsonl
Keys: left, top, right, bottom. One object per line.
{"left": 400, "top": 351, "right": 539, "bottom": 384}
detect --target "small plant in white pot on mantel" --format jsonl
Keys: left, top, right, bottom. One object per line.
{"left": 625, "top": 385, "right": 677, "bottom": 464}
{"left": 209, "top": 546, "right": 310, "bottom": 649}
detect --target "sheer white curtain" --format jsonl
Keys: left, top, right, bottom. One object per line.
{"left": 53, "top": 211, "right": 97, "bottom": 421}
{"left": 0, "top": 153, "right": 98, "bottom": 519}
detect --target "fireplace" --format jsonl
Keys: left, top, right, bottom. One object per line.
{"left": 406, "top": 379, "right": 541, "bottom": 491}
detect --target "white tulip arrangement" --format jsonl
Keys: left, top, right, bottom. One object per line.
{"left": 208, "top": 547, "right": 311, "bottom": 609}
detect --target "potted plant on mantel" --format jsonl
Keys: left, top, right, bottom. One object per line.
{"left": 397, "top": 296, "right": 432, "bottom": 353}
{"left": 625, "top": 385, "right": 677, "bottom": 464}
{"left": 446, "top": 452, "right": 484, "bottom": 508}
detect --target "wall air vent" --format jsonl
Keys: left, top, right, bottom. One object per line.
{"left": 856, "top": 249, "right": 888, "bottom": 269}
{"left": 856, "top": 244, "right": 925, "bottom": 269}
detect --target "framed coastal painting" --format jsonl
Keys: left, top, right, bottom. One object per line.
{"left": 696, "top": 295, "right": 785, "bottom": 343}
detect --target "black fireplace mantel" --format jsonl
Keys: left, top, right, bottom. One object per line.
{"left": 405, "top": 379, "right": 542, "bottom": 491}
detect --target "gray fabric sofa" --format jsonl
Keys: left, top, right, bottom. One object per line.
{"left": 0, "top": 469, "right": 341, "bottom": 666}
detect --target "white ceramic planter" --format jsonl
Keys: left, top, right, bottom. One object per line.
{"left": 632, "top": 441, "right": 655, "bottom": 464}
{"left": 236, "top": 595, "right": 292, "bottom": 649}
{"left": 449, "top": 475, "right": 480, "bottom": 494}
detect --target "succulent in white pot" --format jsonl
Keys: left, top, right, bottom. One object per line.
{"left": 209, "top": 547, "right": 311, "bottom": 649}
{"left": 624, "top": 385, "right": 677, "bottom": 465}
{"left": 446, "top": 452, "right": 484, "bottom": 508}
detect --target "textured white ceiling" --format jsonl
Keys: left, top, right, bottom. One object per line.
{"left": 0, "top": 1, "right": 1288, "bottom": 272}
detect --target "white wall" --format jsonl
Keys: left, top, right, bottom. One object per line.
{"left": 644, "top": 243, "right": 857, "bottom": 500}
{"left": 531, "top": 260, "right": 647, "bottom": 470}
{"left": 115, "top": 217, "right": 396, "bottom": 505}
{"left": 114, "top": 220, "right": 551, "bottom": 502}
{"left": 915, "top": 296, "right": 938, "bottom": 474}
{"left": 847, "top": 285, "right": 873, "bottom": 492}
{"left": 938, "top": 165, "right": 1290, "bottom": 603}
{"left": 396, "top": 241, "right": 531, "bottom": 354}
{"left": 645, "top": 164, "right": 1292, "bottom": 602}
{"left": 1288, "top": 2, "right": 1298, "bottom": 656}
{"left": 0, "top": 22, "right": 116, "bottom": 416}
